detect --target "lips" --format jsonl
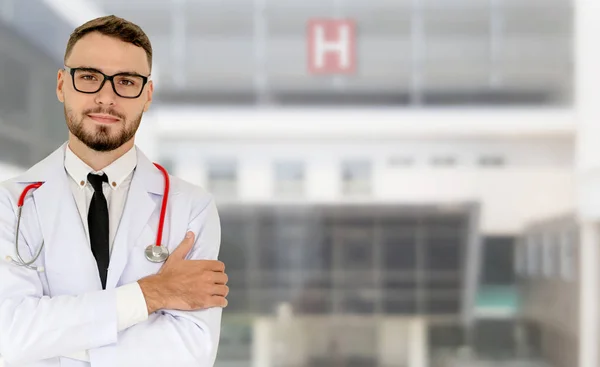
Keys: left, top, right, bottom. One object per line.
{"left": 87, "top": 114, "right": 120, "bottom": 123}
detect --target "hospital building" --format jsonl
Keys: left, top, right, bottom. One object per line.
{"left": 0, "top": 0, "right": 598, "bottom": 367}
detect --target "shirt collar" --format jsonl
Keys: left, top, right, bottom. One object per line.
{"left": 64, "top": 144, "right": 137, "bottom": 190}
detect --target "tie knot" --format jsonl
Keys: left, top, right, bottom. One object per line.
{"left": 87, "top": 173, "right": 108, "bottom": 192}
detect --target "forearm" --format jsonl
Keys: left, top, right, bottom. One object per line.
{"left": 138, "top": 275, "right": 165, "bottom": 314}
{"left": 89, "top": 308, "right": 222, "bottom": 367}
{"left": 60, "top": 282, "right": 150, "bottom": 362}
{"left": 0, "top": 289, "right": 118, "bottom": 365}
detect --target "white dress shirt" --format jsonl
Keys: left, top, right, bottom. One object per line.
{"left": 62, "top": 145, "right": 149, "bottom": 362}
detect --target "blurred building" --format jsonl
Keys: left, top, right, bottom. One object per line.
{"left": 0, "top": 0, "right": 583, "bottom": 367}
{"left": 516, "top": 215, "right": 579, "bottom": 367}
{"left": 151, "top": 109, "right": 574, "bottom": 367}
{"left": 93, "top": 0, "right": 573, "bottom": 107}
{"left": 0, "top": 0, "right": 104, "bottom": 168}
{"left": 514, "top": 2, "right": 600, "bottom": 367}
{"left": 136, "top": 0, "right": 574, "bottom": 365}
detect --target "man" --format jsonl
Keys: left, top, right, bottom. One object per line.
{"left": 0, "top": 15, "right": 228, "bottom": 366}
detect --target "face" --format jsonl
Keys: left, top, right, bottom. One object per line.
{"left": 57, "top": 32, "right": 153, "bottom": 152}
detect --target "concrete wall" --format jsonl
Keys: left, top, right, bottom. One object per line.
{"left": 251, "top": 316, "right": 431, "bottom": 367}
{"left": 160, "top": 138, "right": 575, "bottom": 235}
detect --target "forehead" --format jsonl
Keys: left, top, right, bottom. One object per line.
{"left": 66, "top": 32, "right": 149, "bottom": 75}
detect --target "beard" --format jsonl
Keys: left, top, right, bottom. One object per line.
{"left": 64, "top": 104, "right": 142, "bottom": 152}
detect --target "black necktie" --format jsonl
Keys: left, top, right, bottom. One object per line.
{"left": 88, "top": 173, "right": 110, "bottom": 289}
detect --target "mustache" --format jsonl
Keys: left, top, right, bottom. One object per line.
{"left": 83, "top": 107, "right": 125, "bottom": 120}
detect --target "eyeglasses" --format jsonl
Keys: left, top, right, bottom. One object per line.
{"left": 64, "top": 66, "right": 151, "bottom": 99}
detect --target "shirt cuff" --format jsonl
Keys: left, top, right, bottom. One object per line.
{"left": 116, "top": 282, "right": 149, "bottom": 332}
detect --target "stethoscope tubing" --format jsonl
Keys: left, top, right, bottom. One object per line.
{"left": 9, "top": 164, "right": 169, "bottom": 271}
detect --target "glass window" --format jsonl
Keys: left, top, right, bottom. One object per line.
{"left": 96, "top": 0, "right": 572, "bottom": 108}
{"left": 424, "top": 235, "right": 461, "bottom": 271}
{"left": 560, "top": 228, "right": 577, "bottom": 281}
{"left": 388, "top": 156, "right": 415, "bottom": 168}
{"left": 340, "top": 289, "right": 377, "bottom": 314}
{"left": 383, "top": 295, "right": 417, "bottom": 314}
{"left": 431, "top": 156, "right": 457, "bottom": 167}
{"left": 383, "top": 233, "right": 417, "bottom": 271}
{"left": 526, "top": 234, "right": 539, "bottom": 276}
{"left": 206, "top": 159, "right": 237, "bottom": 197}
{"left": 219, "top": 219, "right": 249, "bottom": 274}
{"left": 258, "top": 215, "right": 330, "bottom": 273}
{"left": 542, "top": 233, "right": 554, "bottom": 277}
{"left": 479, "top": 155, "right": 506, "bottom": 167}
{"left": 514, "top": 238, "right": 527, "bottom": 277}
{"left": 333, "top": 228, "right": 374, "bottom": 271}
{"left": 482, "top": 236, "right": 515, "bottom": 285}
{"left": 273, "top": 160, "right": 305, "bottom": 197}
{"left": 425, "top": 294, "right": 461, "bottom": 315}
{"left": 341, "top": 159, "right": 372, "bottom": 196}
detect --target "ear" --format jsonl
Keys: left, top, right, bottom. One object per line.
{"left": 56, "top": 69, "right": 65, "bottom": 103}
{"left": 143, "top": 80, "right": 154, "bottom": 112}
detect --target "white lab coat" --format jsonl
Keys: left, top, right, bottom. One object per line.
{"left": 0, "top": 143, "right": 222, "bottom": 367}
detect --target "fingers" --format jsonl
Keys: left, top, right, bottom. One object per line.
{"left": 169, "top": 231, "right": 195, "bottom": 260}
{"left": 189, "top": 260, "right": 225, "bottom": 272}
{"left": 212, "top": 284, "right": 229, "bottom": 297}
{"left": 213, "top": 272, "right": 228, "bottom": 285}
{"left": 210, "top": 295, "right": 228, "bottom": 308}
{"left": 209, "top": 260, "right": 225, "bottom": 272}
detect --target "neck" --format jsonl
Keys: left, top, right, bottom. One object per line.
{"left": 68, "top": 134, "right": 135, "bottom": 171}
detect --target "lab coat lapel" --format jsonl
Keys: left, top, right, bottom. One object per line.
{"left": 20, "top": 144, "right": 102, "bottom": 292}
{"left": 106, "top": 149, "right": 163, "bottom": 289}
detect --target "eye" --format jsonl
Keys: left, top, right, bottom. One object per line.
{"left": 119, "top": 79, "right": 136, "bottom": 86}
{"left": 80, "top": 74, "right": 98, "bottom": 81}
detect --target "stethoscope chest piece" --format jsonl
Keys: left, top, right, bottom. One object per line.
{"left": 145, "top": 244, "right": 169, "bottom": 263}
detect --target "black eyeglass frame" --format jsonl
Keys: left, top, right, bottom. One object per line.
{"left": 63, "top": 65, "right": 151, "bottom": 99}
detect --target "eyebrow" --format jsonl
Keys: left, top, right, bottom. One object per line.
{"left": 76, "top": 66, "right": 146, "bottom": 76}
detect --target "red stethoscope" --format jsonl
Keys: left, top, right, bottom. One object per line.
{"left": 6, "top": 163, "right": 170, "bottom": 272}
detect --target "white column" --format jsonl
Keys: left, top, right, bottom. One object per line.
{"left": 378, "top": 318, "right": 409, "bottom": 367}
{"left": 252, "top": 318, "right": 273, "bottom": 367}
{"left": 576, "top": 1, "right": 600, "bottom": 172}
{"left": 579, "top": 223, "right": 599, "bottom": 367}
{"left": 239, "top": 157, "right": 272, "bottom": 200}
{"left": 576, "top": 1, "right": 600, "bottom": 367}
{"left": 407, "top": 318, "right": 428, "bottom": 367}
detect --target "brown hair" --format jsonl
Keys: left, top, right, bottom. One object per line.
{"left": 64, "top": 15, "right": 152, "bottom": 71}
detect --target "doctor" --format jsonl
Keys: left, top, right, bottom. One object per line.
{"left": 0, "top": 15, "right": 228, "bottom": 367}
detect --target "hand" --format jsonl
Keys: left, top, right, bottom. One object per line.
{"left": 138, "top": 231, "right": 229, "bottom": 314}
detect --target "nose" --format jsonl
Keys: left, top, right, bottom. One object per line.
{"left": 93, "top": 79, "right": 117, "bottom": 106}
